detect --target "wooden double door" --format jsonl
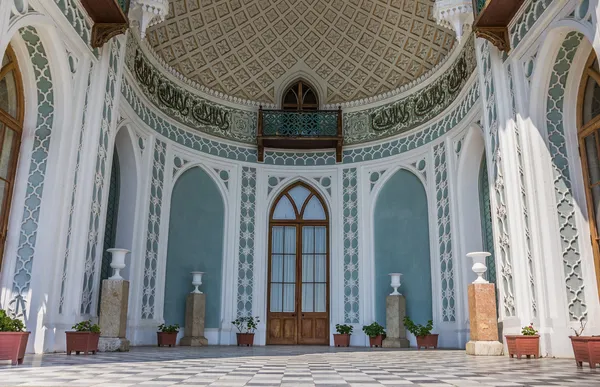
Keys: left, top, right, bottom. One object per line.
{"left": 267, "top": 183, "right": 329, "bottom": 345}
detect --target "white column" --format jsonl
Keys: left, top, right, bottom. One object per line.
{"left": 475, "top": 39, "right": 535, "bottom": 336}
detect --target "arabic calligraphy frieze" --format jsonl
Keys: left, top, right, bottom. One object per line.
{"left": 125, "top": 36, "right": 255, "bottom": 143}
{"left": 344, "top": 36, "right": 476, "bottom": 145}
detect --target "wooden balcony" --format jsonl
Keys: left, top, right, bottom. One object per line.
{"left": 80, "top": 0, "right": 130, "bottom": 48}
{"left": 257, "top": 108, "right": 343, "bottom": 163}
{"left": 472, "top": 0, "right": 525, "bottom": 52}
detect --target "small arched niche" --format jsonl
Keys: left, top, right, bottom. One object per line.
{"left": 164, "top": 167, "right": 225, "bottom": 331}
{"left": 374, "top": 169, "right": 432, "bottom": 329}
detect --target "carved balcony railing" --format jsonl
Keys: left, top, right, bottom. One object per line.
{"left": 472, "top": 0, "right": 525, "bottom": 52}
{"left": 81, "top": 0, "right": 130, "bottom": 48}
{"left": 257, "top": 108, "right": 343, "bottom": 163}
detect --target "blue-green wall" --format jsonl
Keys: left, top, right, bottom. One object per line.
{"left": 374, "top": 169, "right": 432, "bottom": 326}
{"left": 164, "top": 167, "right": 225, "bottom": 328}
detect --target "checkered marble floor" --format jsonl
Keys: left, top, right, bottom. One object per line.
{"left": 0, "top": 346, "right": 597, "bottom": 387}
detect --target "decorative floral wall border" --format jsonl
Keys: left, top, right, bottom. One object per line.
{"left": 478, "top": 40, "right": 517, "bottom": 318}
{"left": 433, "top": 143, "right": 456, "bottom": 322}
{"left": 509, "top": 0, "right": 553, "bottom": 51}
{"left": 507, "top": 63, "right": 538, "bottom": 318}
{"left": 53, "top": 0, "right": 98, "bottom": 57}
{"left": 141, "top": 139, "right": 167, "bottom": 319}
{"left": 342, "top": 168, "right": 360, "bottom": 323}
{"left": 546, "top": 31, "right": 587, "bottom": 321}
{"left": 80, "top": 39, "right": 123, "bottom": 315}
{"left": 237, "top": 167, "right": 257, "bottom": 317}
{"left": 8, "top": 27, "right": 55, "bottom": 318}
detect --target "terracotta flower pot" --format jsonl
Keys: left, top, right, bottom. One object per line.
{"left": 66, "top": 331, "right": 100, "bottom": 355}
{"left": 505, "top": 335, "right": 539, "bottom": 359}
{"left": 416, "top": 334, "right": 439, "bottom": 349}
{"left": 157, "top": 332, "right": 178, "bottom": 347}
{"left": 369, "top": 335, "right": 383, "bottom": 348}
{"left": 0, "top": 332, "right": 30, "bottom": 365}
{"left": 570, "top": 336, "right": 600, "bottom": 369}
{"left": 333, "top": 333, "right": 351, "bottom": 347}
{"left": 236, "top": 333, "right": 255, "bottom": 346}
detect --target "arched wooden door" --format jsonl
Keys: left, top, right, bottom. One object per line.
{"left": 577, "top": 52, "right": 600, "bottom": 299}
{"left": 0, "top": 45, "right": 24, "bottom": 269}
{"left": 267, "top": 183, "right": 329, "bottom": 345}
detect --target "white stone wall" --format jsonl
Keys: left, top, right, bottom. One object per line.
{"left": 0, "top": 0, "right": 598, "bottom": 358}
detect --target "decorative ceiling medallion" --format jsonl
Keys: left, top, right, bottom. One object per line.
{"left": 146, "top": 0, "right": 456, "bottom": 105}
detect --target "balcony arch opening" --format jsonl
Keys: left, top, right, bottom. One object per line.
{"left": 282, "top": 80, "right": 319, "bottom": 111}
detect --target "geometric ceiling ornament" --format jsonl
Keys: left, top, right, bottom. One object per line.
{"left": 146, "top": 0, "right": 456, "bottom": 105}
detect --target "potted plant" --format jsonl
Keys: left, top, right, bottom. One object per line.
{"left": 404, "top": 317, "right": 438, "bottom": 350}
{"left": 0, "top": 309, "right": 29, "bottom": 365}
{"left": 506, "top": 323, "right": 540, "bottom": 359}
{"left": 569, "top": 321, "right": 600, "bottom": 368}
{"left": 333, "top": 324, "right": 353, "bottom": 347}
{"left": 362, "top": 322, "right": 386, "bottom": 348}
{"left": 157, "top": 324, "right": 180, "bottom": 347}
{"left": 66, "top": 320, "right": 100, "bottom": 355}
{"left": 232, "top": 316, "right": 259, "bottom": 346}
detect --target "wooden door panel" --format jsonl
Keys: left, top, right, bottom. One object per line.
{"left": 301, "top": 318, "right": 313, "bottom": 339}
{"left": 268, "top": 314, "right": 297, "bottom": 344}
{"left": 298, "top": 314, "right": 328, "bottom": 345}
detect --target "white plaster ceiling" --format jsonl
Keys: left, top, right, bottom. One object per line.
{"left": 146, "top": 0, "right": 456, "bottom": 105}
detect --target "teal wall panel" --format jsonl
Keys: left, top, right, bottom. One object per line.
{"left": 374, "top": 169, "right": 432, "bottom": 326}
{"left": 165, "top": 167, "right": 225, "bottom": 328}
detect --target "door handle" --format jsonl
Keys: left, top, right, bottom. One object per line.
{"left": 292, "top": 314, "right": 296, "bottom": 317}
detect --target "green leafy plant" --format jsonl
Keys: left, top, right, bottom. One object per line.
{"left": 0, "top": 309, "right": 24, "bottom": 332}
{"left": 403, "top": 317, "right": 433, "bottom": 337}
{"left": 521, "top": 323, "right": 538, "bottom": 336}
{"left": 71, "top": 320, "right": 100, "bottom": 334}
{"left": 158, "top": 323, "right": 180, "bottom": 333}
{"left": 335, "top": 324, "right": 354, "bottom": 335}
{"left": 232, "top": 316, "right": 260, "bottom": 333}
{"left": 362, "top": 322, "right": 385, "bottom": 338}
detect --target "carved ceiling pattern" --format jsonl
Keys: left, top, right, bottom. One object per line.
{"left": 146, "top": 0, "right": 456, "bottom": 105}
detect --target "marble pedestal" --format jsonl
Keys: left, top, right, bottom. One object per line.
{"left": 180, "top": 293, "right": 208, "bottom": 346}
{"left": 382, "top": 295, "right": 410, "bottom": 348}
{"left": 98, "top": 279, "right": 130, "bottom": 352}
{"left": 466, "top": 283, "right": 503, "bottom": 356}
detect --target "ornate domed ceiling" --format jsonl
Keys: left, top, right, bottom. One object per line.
{"left": 146, "top": 0, "right": 456, "bottom": 105}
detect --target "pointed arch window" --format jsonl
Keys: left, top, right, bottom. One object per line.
{"left": 267, "top": 182, "right": 329, "bottom": 345}
{"left": 0, "top": 45, "right": 24, "bottom": 270}
{"left": 282, "top": 80, "right": 319, "bottom": 111}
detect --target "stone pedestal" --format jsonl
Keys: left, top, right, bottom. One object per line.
{"left": 98, "top": 279, "right": 130, "bottom": 352}
{"left": 466, "top": 283, "right": 503, "bottom": 356}
{"left": 180, "top": 293, "right": 208, "bottom": 346}
{"left": 382, "top": 295, "right": 410, "bottom": 348}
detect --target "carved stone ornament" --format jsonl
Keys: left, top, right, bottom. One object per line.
{"left": 92, "top": 23, "right": 129, "bottom": 48}
{"left": 433, "top": 0, "right": 474, "bottom": 42}
{"left": 475, "top": 27, "right": 511, "bottom": 53}
{"left": 129, "top": 0, "right": 169, "bottom": 39}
